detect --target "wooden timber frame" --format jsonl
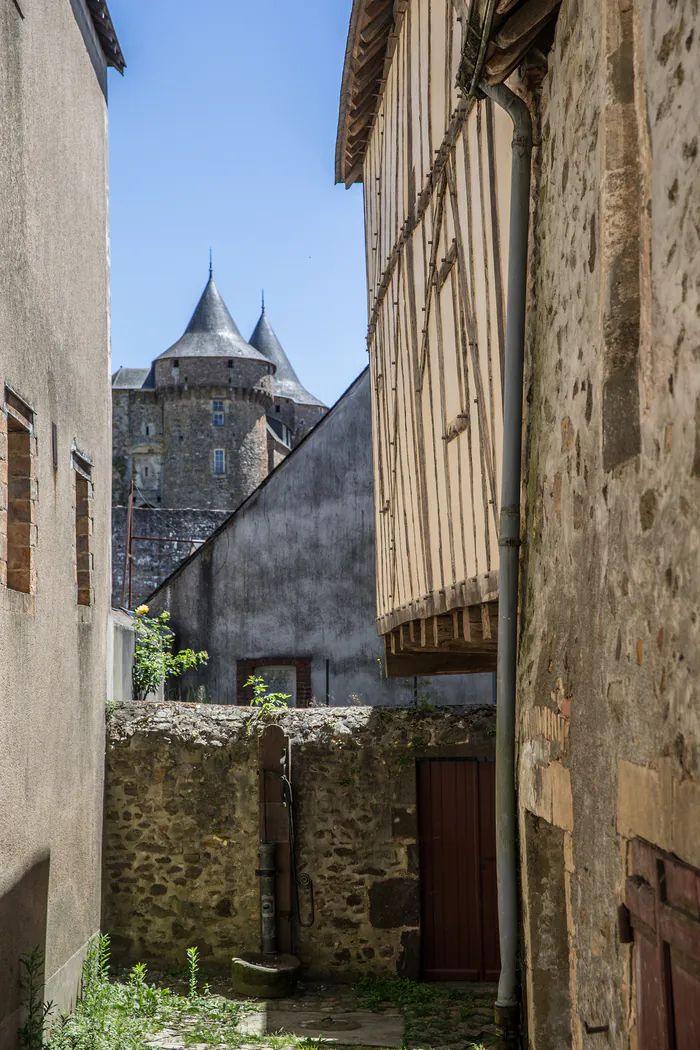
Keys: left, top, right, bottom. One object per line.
{"left": 337, "top": 0, "right": 533, "bottom": 677}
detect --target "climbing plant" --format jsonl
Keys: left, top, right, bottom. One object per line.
{"left": 132, "top": 606, "right": 208, "bottom": 702}
{"left": 245, "top": 675, "right": 291, "bottom": 721}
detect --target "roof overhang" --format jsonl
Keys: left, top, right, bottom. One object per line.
{"left": 335, "top": 0, "right": 397, "bottom": 187}
{"left": 85, "top": 0, "right": 125, "bottom": 73}
{"left": 335, "top": 0, "right": 561, "bottom": 187}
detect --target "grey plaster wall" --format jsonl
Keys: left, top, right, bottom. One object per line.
{"left": 0, "top": 0, "right": 112, "bottom": 1040}
{"left": 149, "top": 371, "right": 494, "bottom": 707}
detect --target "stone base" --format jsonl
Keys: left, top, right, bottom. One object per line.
{"left": 231, "top": 951, "right": 300, "bottom": 999}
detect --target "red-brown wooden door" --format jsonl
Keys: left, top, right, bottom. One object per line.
{"left": 417, "top": 758, "right": 500, "bottom": 981}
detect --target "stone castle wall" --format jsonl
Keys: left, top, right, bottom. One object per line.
{"left": 103, "top": 703, "right": 496, "bottom": 979}
{"left": 160, "top": 390, "right": 268, "bottom": 511}
{"left": 111, "top": 507, "right": 228, "bottom": 607}
{"left": 516, "top": 0, "right": 700, "bottom": 1044}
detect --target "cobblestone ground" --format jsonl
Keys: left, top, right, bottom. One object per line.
{"left": 137, "top": 972, "right": 498, "bottom": 1050}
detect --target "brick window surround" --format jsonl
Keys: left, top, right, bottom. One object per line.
{"left": 237, "top": 657, "right": 312, "bottom": 708}
{"left": 2, "top": 386, "right": 36, "bottom": 594}
{"left": 73, "top": 451, "right": 93, "bottom": 606}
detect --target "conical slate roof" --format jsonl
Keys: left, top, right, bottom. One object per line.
{"left": 156, "top": 275, "right": 270, "bottom": 364}
{"left": 249, "top": 310, "right": 326, "bottom": 407}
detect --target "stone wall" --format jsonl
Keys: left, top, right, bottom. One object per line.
{"left": 103, "top": 703, "right": 496, "bottom": 979}
{"left": 516, "top": 0, "right": 700, "bottom": 1044}
{"left": 112, "top": 507, "right": 228, "bottom": 607}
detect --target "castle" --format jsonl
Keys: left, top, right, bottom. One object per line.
{"left": 112, "top": 268, "right": 327, "bottom": 603}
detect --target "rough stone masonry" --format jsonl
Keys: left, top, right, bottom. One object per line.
{"left": 103, "top": 702, "right": 495, "bottom": 979}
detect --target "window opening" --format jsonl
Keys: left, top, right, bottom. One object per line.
{"left": 228, "top": 360, "right": 234, "bottom": 368}
{"left": 5, "top": 386, "right": 34, "bottom": 593}
{"left": 73, "top": 451, "right": 93, "bottom": 606}
{"left": 212, "top": 400, "right": 225, "bottom": 426}
{"left": 213, "top": 449, "right": 226, "bottom": 475}
{"left": 253, "top": 665, "right": 297, "bottom": 707}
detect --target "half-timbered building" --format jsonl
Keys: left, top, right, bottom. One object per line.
{"left": 336, "top": 0, "right": 558, "bottom": 678}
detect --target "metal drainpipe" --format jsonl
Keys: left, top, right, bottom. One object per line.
{"left": 480, "top": 81, "right": 533, "bottom": 1046}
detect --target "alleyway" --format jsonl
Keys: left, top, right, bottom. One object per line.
{"left": 48, "top": 959, "right": 498, "bottom": 1050}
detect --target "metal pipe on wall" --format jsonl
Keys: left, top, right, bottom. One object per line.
{"left": 480, "top": 81, "right": 533, "bottom": 1045}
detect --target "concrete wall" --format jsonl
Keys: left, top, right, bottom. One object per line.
{"left": 516, "top": 0, "right": 700, "bottom": 1044}
{"left": 0, "top": 0, "right": 112, "bottom": 1042}
{"left": 103, "top": 702, "right": 496, "bottom": 978}
{"left": 149, "top": 371, "right": 494, "bottom": 707}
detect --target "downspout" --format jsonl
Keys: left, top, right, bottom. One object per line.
{"left": 481, "top": 81, "right": 532, "bottom": 1046}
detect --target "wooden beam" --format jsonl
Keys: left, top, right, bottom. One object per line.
{"left": 385, "top": 647, "right": 497, "bottom": 678}
{"left": 481, "top": 603, "right": 492, "bottom": 641}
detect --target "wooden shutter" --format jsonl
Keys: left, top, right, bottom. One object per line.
{"left": 625, "top": 839, "right": 700, "bottom": 1049}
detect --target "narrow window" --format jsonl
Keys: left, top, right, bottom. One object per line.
{"left": 275, "top": 405, "right": 281, "bottom": 414}
{"left": 73, "top": 451, "right": 93, "bottom": 606}
{"left": 213, "top": 449, "right": 226, "bottom": 475}
{"left": 212, "top": 400, "right": 225, "bottom": 426}
{"left": 228, "top": 359, "right": 234, "bottom": 369}
{"left": 173, "top": 359, "right": 179, "bottom": 368}
{"left": 145, "top": 424, "right": 150, "bottom": 437}
{"left": 5, "top": 386, "right": 35, "bottom": 593}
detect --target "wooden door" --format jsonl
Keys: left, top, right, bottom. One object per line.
{"left": 417, "top": 758, "right": 500, "bottom": 981}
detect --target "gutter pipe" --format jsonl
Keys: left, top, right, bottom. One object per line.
{"left": 481, "top": 81, "right": 533, "bottom": 1046}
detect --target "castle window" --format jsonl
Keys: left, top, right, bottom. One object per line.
{"left": 212, "top": 400, "right": 225, "bottom": 426}
{"left": 275, "top": 405, "right": 281, "bottom": 414}
{"left": 228, "top": 360, "right": 234, "bottom": 369}
{"left": 213, "top": 449, "right": 226, "bottom": 475}
{"left": 173, "top": 359, "right": 179, "bottom": 368}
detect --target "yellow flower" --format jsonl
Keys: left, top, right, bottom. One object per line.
{"left": 135, "top": 604, "right": 149, "bottom": 615}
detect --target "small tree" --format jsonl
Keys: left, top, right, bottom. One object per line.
{"left": 132, "top": 606, "right": 208, "bottom": 701}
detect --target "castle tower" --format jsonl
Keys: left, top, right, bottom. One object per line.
{"left": 249, "top": 303, "right": 327, "bottom": 452}
{"left": 111, "top": 269, "right": 327, "bottom": 605}
{"left": 113, "top": 271, "right": 274, "bottom": 513}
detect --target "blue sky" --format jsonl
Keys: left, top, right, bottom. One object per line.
{"left": 106, "top": 0, "right": 366, "bottom": 407}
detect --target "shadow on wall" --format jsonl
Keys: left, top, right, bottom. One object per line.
{"left": 0, "top": 854, "right": 50, "bottom": 1050}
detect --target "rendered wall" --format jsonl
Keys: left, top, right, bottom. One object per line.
{"left": 148, "top": 371, "right": 495, "bottom": 707}
{"left": 517, "top": 0, "right": 700, "bottom": 1044}
{"left": 0, "top": 0, "right": 111, "bottom": 1043}
{"left": 102, "top": 702, "right": 496, "bottom": 978}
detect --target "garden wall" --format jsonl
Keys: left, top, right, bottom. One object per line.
{"left": 102, "top": 703, "right": 495, "bottom": 980}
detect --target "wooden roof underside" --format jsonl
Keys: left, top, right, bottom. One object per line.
{"left": 335, "top": 0, "right": 561, "bottom": 187}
